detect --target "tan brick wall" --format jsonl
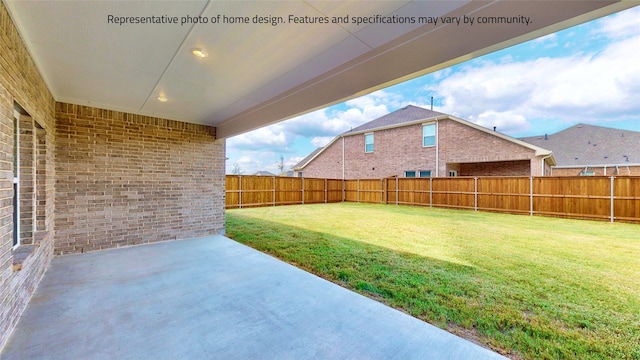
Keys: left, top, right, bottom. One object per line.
{"left": 55, "top": 103, "right": 226, "bottom": 255}
{"left": 301, "top": 118, "right": 543, "bottom": 178}
{"left": 301, "top": 139, "right": 344, "bottom": 179}
{"left": 439, "top": 119, "right": 540, "bottom": 176}
{"left": 459, "top": 160, "right": 531, "bottom": 176}
{"left": 0, "top": 1, "right": 56, "bottom": 350}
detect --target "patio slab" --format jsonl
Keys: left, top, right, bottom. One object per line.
{"left": 1, "top": 236, "right": 506, "bottom": 359}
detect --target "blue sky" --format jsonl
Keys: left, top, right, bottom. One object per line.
{"left": 226, "top": 5, "right": 640, "bottom": 175}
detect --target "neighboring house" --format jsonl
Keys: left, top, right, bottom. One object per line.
{"left": 520, "top": 123, "right": 640, "bottom": 176}
{"left": 294, "top": 105, "right": 555, "bottom": 179}
{"left": 254, "top": 170, "right": 276, "bottom": 176}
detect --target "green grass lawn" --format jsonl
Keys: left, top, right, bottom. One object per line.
{"left": 225, "top": 203, "right": 640, "bottom": 360}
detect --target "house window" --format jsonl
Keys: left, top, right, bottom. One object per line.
{"left": 364, "top": 133, "right": 374, "bottom": 153}
{"left": 404, "top": 171, "right": 416, "bottom": 178}
{"left": 423, "top": 124, "right": 436, "bottom": 147}
{"left": 419, "top": 170, "right": 432, "bottom": 177}
{"left": 449, "top": 170, "right": 458, "bottom": 177}
{"left": 13, "top": 113, "right": 19, "bottom": 247}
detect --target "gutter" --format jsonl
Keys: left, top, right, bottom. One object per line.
{"left": 540, "top": 153, "right": 553, "bottom": 176}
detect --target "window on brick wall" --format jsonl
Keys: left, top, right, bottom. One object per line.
{"left": 404, "top": 171, "right": 416, "bottom": 178}
{"left": 419, "top": 170, "right": 432, "bottom": 177}
{"left": 12, "top": 105, "right": 45, "bottom": 248}
{"left": 13, "top": 111, "right": 20, "bottom": 247}
{"left": 364, "top": 133, "right": 374, "bottom": 153}
{"left": 423, "top": 124, "right": 436, "bottom": 147}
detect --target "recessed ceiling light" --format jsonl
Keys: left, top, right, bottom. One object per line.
{"left": 191, "top": 48, "right": 208, "bottom": 58}
{"left": 157, "top": 95, "right": 168, "bottom": 102}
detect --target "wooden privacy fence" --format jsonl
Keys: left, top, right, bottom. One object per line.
{"left": 226, "top": 175, "right": 640, "bottom": 223}
{"left": 225, "top": 175, "right": 343, "bottom": 208}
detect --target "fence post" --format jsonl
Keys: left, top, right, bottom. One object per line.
{"left": 429, "top": 177, "right": 433, "bottom": 207}
{"left": 324, "top": 178, "right": 327, "bottom": 203}
{"left": 395, "top": 177, "right": 399, "bottom": 205}
{"left": 474, "top": 177, "right": 478, "bottom": 211}
{"left": 272, "top": 176, "right": 276, "bottom": 206}
{"left": 302, "top": 177, "right": 305, "bottom": 205}
{"left": 357, "top": 179, "right": 360, "bottom": 203}
{"left": 610, "top": 176, "right": 615, "bottom": 223}
{"left": 238, "top": 175, "right": 243, "bottom": 209}
{"left": 529, "top": 176, "right": 533, "bottom": 216}
{"left": 342, "top": 179, "right": 345, "bottom": 202}
{"left": 381, "top": 178, "right": 385, "bottom": 204}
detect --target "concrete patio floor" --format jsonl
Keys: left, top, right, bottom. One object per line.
{"left": 1, "top": 236, "right": 506, "bottom": 359}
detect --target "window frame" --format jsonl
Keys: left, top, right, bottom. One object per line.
{"left": 422, "top": 123, "right": 436, "bottom": 147}
{"left": 364, "top": 132, "right": 374, "bottom": 153}
{"left": 13, "top": 111, "right": 20, "bottom": 248}
{"left": 418, "top": 170, "right": 432, "bottom": 178}
{"left": 404, "top": 170, "right": 416, "bottom": 178}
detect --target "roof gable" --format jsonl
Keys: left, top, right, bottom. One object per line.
{"left": 343, "top": 105, "right": 446, "bottom": 134}
{"left": 293, "top": 147, "right": 324, "bottom": 170}
{"left": 295, "top": 106, "right": 555, "bottom": 171}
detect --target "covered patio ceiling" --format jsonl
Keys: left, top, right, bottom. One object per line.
{"left": 4, "top": 0, "right": 635, "bottom": 138}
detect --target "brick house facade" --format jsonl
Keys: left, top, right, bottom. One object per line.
{"left": 0, "top": 2, "right": 226, "bottom": 349}
{"left": 294, "top": 106, "right": 555, "bottom": 179}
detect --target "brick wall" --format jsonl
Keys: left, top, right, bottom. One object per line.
{"left": 55, "top": 103, "right": 226, "bottom": 254}
{"left": 459, "top": 160, "right": 531, "bottom": 176}
{"left": 301, "top": 118, "right": 542, "bottom": 178}
{"left": 439, "top": 119, "right": 540, "bottom": 176}
{"left": 302, "top": 138, "right": 344, "bottom": 179}
{"left": 0, "top": 1, "right": 56, "bottom": 350}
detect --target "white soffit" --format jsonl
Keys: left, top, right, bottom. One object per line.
{"left": 4, "top": 0, "right": 636, "bottom": 138}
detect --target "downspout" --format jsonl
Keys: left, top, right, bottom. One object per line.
{"left": 435, "top": 121, "right": 439, "bottom": 177}
{"left": 540, "top": 154, "right": 552, "bottom": 176}
{"left": 342, "top": 136, "right": 345, "bottom": 203}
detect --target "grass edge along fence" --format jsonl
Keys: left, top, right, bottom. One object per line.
{"left": 225, "top": 175, "right": 640, "bottom": 224}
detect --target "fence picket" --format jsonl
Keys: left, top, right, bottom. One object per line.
{"left": 225, "top": 175, "right": 640, "bottom": 224}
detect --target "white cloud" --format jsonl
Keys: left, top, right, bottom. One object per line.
{"left": 311, "top": 136, "right": 333, "bottom": 147}
{"left": 594, "top": 6, "right": 640, "bottom": 39}
{"left": 433, "top": 33, "right": 640, "bottom": 135}
{"left": 470, "top": 111, "right": 532, "bottom": 134}
{"left": 227, "top": 125, "right": 289, "bottom": 152}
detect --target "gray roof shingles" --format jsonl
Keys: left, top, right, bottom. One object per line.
{"left": 520, "top": 123, "right": 640, "bottom": 167}
{"left": 343, "top": 105, "right": 445, "bottom": 134}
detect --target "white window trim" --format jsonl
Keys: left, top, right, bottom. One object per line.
{"left": 404, "top": 170, "right": 416, "bottom": 178}
{"left": 449, "top": 170, "right": 458, "bottom": 177}
{"left": 422, "top": 123, "right": 436, "bottom": 148}
{"left": 364, "top": 132, "right": 374, "bottom": 153}
{"left": 418, "top": 170, "right": 432, "bottom": 178}
{"left": 13, "top": 110, "right": 20, "bottom": 248}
